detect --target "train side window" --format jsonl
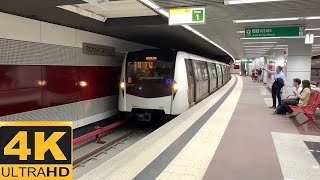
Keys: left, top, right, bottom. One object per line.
{"left": 216, "top": 64, "right": 221, "bottom": 76}
{"left": 200, "top": 62, "right": 208, "bottom": 80}
{"left": 192, "top": 61, "right": 201, "bottom": 81}
{"left": 207, "top": 63, "right": 214, "bottom": 79}
{"left": 211, "top": 63, "right": 217, "bottom": 78}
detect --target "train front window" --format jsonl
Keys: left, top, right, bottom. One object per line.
{"left": 127, "top": 61, "right": 174, "bottom": 84}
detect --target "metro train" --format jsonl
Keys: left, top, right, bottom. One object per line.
{"left": 118, "top": 50, "right": 231, "bottom": 121}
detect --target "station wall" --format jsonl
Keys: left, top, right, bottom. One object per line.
{"left": 0, "top": 12, "right": 153, "bottom": 129}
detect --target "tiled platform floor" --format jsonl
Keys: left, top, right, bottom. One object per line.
{"left": 203, "top": 76, "right": 320, "bottom": 180}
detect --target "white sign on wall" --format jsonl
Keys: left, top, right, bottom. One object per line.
{"left": 169, "top": 7, "right": 205, "bottom": 26}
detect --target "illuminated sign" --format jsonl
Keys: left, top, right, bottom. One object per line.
{"left": 169, "top": 7, "right": 205, "bottom": 26}
{"left": 0, "top": 122, "right": 72, "bottom": 180}
{"left": 146, "top": 57, "right": 157, "bottom": 61}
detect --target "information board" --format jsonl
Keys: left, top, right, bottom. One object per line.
{"left": 169, "top": 7, "right": 205, "bottom": 26}
{"left": 245, "top": 26, "right": 305, "bottom": 38}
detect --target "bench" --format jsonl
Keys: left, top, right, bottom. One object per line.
{"left": 289, "top": 91, "right": 320, "bottom": 129}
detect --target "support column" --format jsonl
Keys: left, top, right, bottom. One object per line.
{"left": 285, "top": 39, "right": 312, "bottom": 96}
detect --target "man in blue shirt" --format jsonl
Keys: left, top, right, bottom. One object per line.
{"left": 263, "top": 66, "right": 286, "bottom": 108}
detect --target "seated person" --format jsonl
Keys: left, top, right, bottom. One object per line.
{"left": 274, "top": 78, "right": 302, "bottom": 114}
{"left": 276, "top": 80, "right": 311, "bottom": 117}
{"left": 311, "top": 82, "right": 320, "bottom": 92}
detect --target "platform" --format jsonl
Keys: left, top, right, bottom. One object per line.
{"left": 77, "top": 75, "right": 320, "bottom": 180}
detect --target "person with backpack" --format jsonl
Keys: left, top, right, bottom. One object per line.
{"left": 263, "top": 66, "right": 286, "bottom": 108}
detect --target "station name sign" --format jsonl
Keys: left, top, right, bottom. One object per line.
{"left": 82, "top": 42, "right": 116, "bottom": 56}
{"left": 169, "top": 7, "right": 205, "bottom": 26}
{"left": 245, "top": 26, "right": 305, "bottom": 38}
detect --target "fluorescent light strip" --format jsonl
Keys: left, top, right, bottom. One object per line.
{"left": 245, "top": 48, "right": 271, "bottom": 50}
{"left": 234, "top": 16, "right": 320, "bottom": 23}
{"left": 58, "top": 5, "right": 107, "bottom": 22}
{"left": 182, "top": 25, "right": 235, "bottom": 61}
{"left": 237, "top": 31, "right": 245, "bottom": 34}
{"left": 273, "top": 48, "right": 287, "bottom": 50}
{"left": 241, "top": 36, "right": 304, "bottom": 40}
{"left": 243, "top": 42, "right": 278, "bottom": 44}
{"left": 225, "top": 0, "right": 286, "bottom": 5}
{"left": 139, "top": 0, "right": 235, "bottom": 61}
{"left": 139, "top": 0, "right": 159, "bottom": 9}
{"left": 244, "top": 45, "right": 274, "bottom": 48}
{"left": 305, "top": 28, "right": 320, "bottom": 31}
{"left": 139, "top": 0, "right": 168, "bottom": 17}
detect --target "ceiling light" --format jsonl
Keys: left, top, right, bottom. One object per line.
{"left": 273, "top": 48, "right": 288, "bottom": 50}
{"left": 245, "top": 49, "right": 270, "bottom": 51}
{"left": 241, "top": 37, "right": 304, "bottom": 40}
{"left": 237, "top": 31, "right": 245, "bottom": 34}
{"left": 306, "top": 16, "right": 320, "bottom": 20}
{"left": 305, "top": 28, "right": 320, "bottom": 31}
{"left": 58, "top": 5, "right": 107, "bottom": 22}
{"left": 313, "top": 44, "right": 320, "bottom": 46}
{"left": 225, "top": 0, "right": 286, "bottom": 5}
{"left": 182, "top": 25, "right": 235, "bottom": 61}
{"left": 158, "top": 9, "right": 169, "bottom": 17}
{"left": 276, "top": 45, "right": 288, "bottom": 47}
{"left": 139, "top": 0, "right": 160, "bottom": 9}
{"left": 305, "top": 33, "right": 314, "bottom": 44}
{"left": 234, "top": 16, "right": 320, "bottom": 23}
{"left": 244, "top": 45, "right": 274, "bottom": 48}
{"left": 243, "top": 42, "right": 278, "bottom": 44}
{"left": 139, "top": 0, "right": 235, "bottom": 62}
{"left": 234, "top": 17, "right": 300, "bottom": 23}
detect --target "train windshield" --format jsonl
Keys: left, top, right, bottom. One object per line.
{"left": 127, "top": 61, "right": 174, "bottom": 83}
{"left": 125, "top": 51, "right": 176, "bottom": 98}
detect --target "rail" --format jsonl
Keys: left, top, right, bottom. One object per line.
{"left": 72, "top": 120, "right": 127, "bottom": 145}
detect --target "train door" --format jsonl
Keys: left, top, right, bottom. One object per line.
{"left": 216, "top": 64, "right": 223, "bottom": 88}
{"left": 200, "top": 62, "right": 209, "bottom": 98}
{"left": 185, "top": 59, "right": 195, "bottom": 106}
{"left": 192, "top": 61, "right": 202, "bottom": 102}
{"left": 210, "top": 63, "right": 218, "bottom": 92}
{"left": 207, "top": 63, "right": 214, "bottom": 93}
{"left": 221, "top": 65, "right": 225, "bottom": 85}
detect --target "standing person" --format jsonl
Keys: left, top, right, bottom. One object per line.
{"left": 254, "top": 69, "right": 258, "bottom": 82}
{"left": 263, "top": 66, "right": 286, "bottom": 108}
{"left": 251, "top": 69, "right": 255, "bottom": 81}
{"left": 258, "top": 68, "right": 263, "bottom": 82}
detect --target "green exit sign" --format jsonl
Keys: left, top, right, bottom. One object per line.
{"left": 245, "top": 26, "right": 305, "bottom": 38}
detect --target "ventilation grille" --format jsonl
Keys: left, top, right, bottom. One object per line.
{"left": 0, "top": 38, "right": 123, "bottom": 66}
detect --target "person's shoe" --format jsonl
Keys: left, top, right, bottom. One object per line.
{"left": 272, "top": 111, "right": 278, "bottom": 115}
{"left": 269, "top": 106, "right": 276, "bottom": 109}
{"left": 286, "top": 114, "right": 295, "bottom": 118}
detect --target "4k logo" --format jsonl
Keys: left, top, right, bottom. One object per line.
{"left": 0, "top": 122, "right": 72, "bottom": 180}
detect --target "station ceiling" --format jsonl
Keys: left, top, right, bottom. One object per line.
{"left": 0, "top": 0, "right": 232, "bottom": 62}
{"left": 2, "top": 0, "right": 320, "bottom": 60}
{"left": 153, "top": 0, "right": 320, "bottom": 59}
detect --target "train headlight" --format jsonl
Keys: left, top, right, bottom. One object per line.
{"left": 173, "top": 82, "right": 179, "bottom": 91}
{"left": 120, "top": 81, "right": 125, "bottom": 89}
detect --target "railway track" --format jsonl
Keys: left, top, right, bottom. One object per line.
{"left": 73, "top": 130, "right": 138, "bottom": 169}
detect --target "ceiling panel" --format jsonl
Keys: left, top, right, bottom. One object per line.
{"left": 0, "top": 0, "right": 232, "bottom": 61}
